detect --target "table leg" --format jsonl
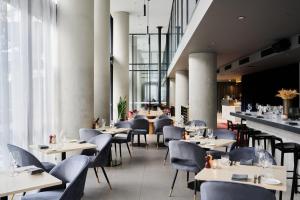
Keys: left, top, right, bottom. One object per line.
{"left": 0, "top": 196, "right": 8, "bottom": 200}
{"left": 61, "top": 152, "right": 66, "bottom": 160}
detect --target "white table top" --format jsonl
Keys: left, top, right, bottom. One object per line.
{"left": 184, "top": 136, "right": 235, "bottom": 149}
{"left": 195, "top": 163, "right": 287, "bottom": 191}
{"left": 0, "top": 166, "right": 62, "bottom": 197}
{"left": 96, "top": 127, "right": 131, "bottom": 135}
{"left": 30, "top": 142, "right": 97, "bottom": 155}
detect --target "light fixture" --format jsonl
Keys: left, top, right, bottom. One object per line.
{"left": 237, "top": 16, "right": 246, "bottom": 20}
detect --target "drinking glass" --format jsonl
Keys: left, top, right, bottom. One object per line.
{"left": 101, "top": 118, "right": 106, "bottom": 128}
{"left": 247, "top": 104, "right": 252, "bottom": 112}
{"left": 110, "top": 120, "right": 115, "bottom": 128}
{"left": 207, "top": 128, "right": 213, "bottom": 139}
{"left": 9, "top": 153, "right": 17, "bottom": 176}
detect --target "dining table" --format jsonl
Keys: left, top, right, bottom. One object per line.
{"left": 0, "top": 166, "right": 62, "bottom": 200}
{"left": 30, "top": 140, "right": 97, "bottom": 160}
{"left": 184, "top": 135, "right": 236, "bottom": 150}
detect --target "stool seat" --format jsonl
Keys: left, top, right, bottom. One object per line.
{"left": 275, "top": 142, "right": 300, "bottom": 153}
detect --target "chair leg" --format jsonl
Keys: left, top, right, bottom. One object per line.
{"left": 144, "top": 134, "right": 147, "bottom": 148}
{"left": 164, "top": 147, "right": 169, "bottom": 165}
{"left": 94, "top": 167, "right": 100, "bottom": 183}
{"left": 126, "top": 143, "right": 132, "bottom": 158}
{"left": 187, "top": 171, "right": 189, "bottom": 182}
{"left": 194, "top": 175, "right": 197, "bottom": 200}
{"left": 119, "top": 143, "right": 122, "bottom": 163}
{"left": 281, "top": 152, "right": 284, "bottom": 166}
{"left": 157, "top": 134, "right": 160, "bottom": 148}
{"left": 101, "top": 167, "right": 112, "bottom": 190}
{"left": 169, "top": 170, "right": 178, "bottom": 197}
{"left": 114, "top": 143, "right": 117, "bottom": 158}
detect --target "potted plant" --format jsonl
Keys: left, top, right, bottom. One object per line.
{"left": 117, "top": 96, "right": 127, "bottom": 121}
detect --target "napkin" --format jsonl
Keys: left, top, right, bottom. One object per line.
{"left": 231, "top": 174, "right": 248, "bottom": 181}
{"left": 240, "top": 159, "right": 253, "bottom": 166}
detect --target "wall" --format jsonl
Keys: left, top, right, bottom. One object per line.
{"left": 241, "top": 64, "right": 299, "bottom": 111}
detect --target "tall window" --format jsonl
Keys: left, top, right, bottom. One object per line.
{"left": 0, "top": 0, "right": 57, "bottom": 168}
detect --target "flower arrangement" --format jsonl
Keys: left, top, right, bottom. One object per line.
{"left": 275, "top": 89, "right": 299, "bottom": 100}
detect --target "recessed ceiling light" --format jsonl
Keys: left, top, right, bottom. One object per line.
{"left": 238, "top": 16, "right": 246, "bottom": 20}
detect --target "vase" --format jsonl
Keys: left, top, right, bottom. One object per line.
{"left": 283, "top": 99, "right": 291, "bottom": 116}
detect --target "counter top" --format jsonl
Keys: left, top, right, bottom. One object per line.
{"left": 230, "top": 112, "right": 300, "bottom": 134}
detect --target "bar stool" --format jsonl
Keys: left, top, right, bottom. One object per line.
{"left": 227, "top": 120, "right": 238, "bottom": 131}
{"left": 247, "top": 129, "right": 273, "bottom": 150}
{"left": 271, "top": 138, "right": 300, "bottom": 200}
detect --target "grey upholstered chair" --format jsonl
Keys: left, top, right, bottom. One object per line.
{"left": 131, "top": 118, "right": 149, "bottom": 147}
{"left": 186, "top": 120, "right": 206, "bottom": 127}
{"left": 229, "top": 147, "right": 276, "bottom": 165}
{"left": 21, "top": 155, "right": 90, "bottom": 200}
{"left": 134, "top": 114, "right": 147, "bottom": 119}
{"left": 112, "top": 120, "right": 133, "bottom": 162}
{"left": 7, "top": 144, "right": 55, "bottom": 172}
{"left": 158, "top": 114, "right": 170, "bottom": 119}
{"left": 162, "top": 126, "right": 185, "bottom": 165}
{"left": 79, "top": 128, "right": 101, "bottom": 156}
{"left": 168, "top": 140, "right": 206, "bottom": 199}
{"left": 206, "top": 129, "right": 236, "bottom": 159}
{"left": 79, "top": 128, "right": 101, "bottom": 141}
{"left": 154, "top": 118, "right": 173, "bottom": 148}
{"left": 200, "top": 181, "right": 276, "bottom": 200}
{"left": 81, "top": 133, "right": 113, "bottom": 190}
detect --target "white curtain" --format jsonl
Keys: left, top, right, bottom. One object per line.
{"left": 0, "top": 0, "right": 58, "bottom": 168}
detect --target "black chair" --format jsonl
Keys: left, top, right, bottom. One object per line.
{"left": 7, "top": 144, "right": 55, "bottom": 172}
{"left": 81, "top": 134, "right": 113, "bottom": 190}
{"left": 22, "top": 155, "right": 89, "bottom": 200}
{"left": 111, "top": 120, "right": 133, "bottom": 162}
{"left": 154, "top": 118, "right": 173, "bottom": 148}
{"left": 271, "top": 138, "right": 300, "bottom": 199}
{"left": 247, "top": 128, "right": 273, "bottom": 150}
{"left": 168, "top": 140, "right": 206, "bottom": 199}
{"left": 200, "top": 181, "right": 276, "bottom": 200}
{"left": 227, "top": 120, "right": 238, "bottom": 131}
{"left": 131, "top": 118, "right": 149, "bottom": 147}
{"left": 162, "top": 126, "right": 185, "bottom": 165}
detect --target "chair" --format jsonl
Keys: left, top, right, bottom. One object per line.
{"left": 200, "top": 181, "right": 276, "bottom": 200}
{"left": 227, "top": 120, "right": 238, "bottom": 131}
{"left": 81, "top": 134, "right": 113, "bottom": 190}
{"left": 79, "top": 128, "right": 101, "bottom": 156}
{"left": 207, "top": 129, "right": 236, "bottom": 159}
{"left": 131, "top": 118, "right": 149, "bottom": 147}
{"left": 22, "top": 155, "right": 89, "bottom": 200}
{"left": 229, "top": 147, "right": 276, "bottom": 165}
{"left": 186, "top": 120, "right": 206, "bottom": 127}
{"left": 79, "top": 128, "right": 101, "bottom": 141}
{"left": 154, "top": 118, "right": 173, "bottom": 148}
{"left": 168, "top": 140, "right": 206, "bottom": 199}
{"left": 162, "top": 126, "right": 185, "bottom": 165}
{"left": 158, "top": 114, "right": 170, "bottom": 119}
{"left": 111, "top": 120, "right": 133, "bottom": 162}
{"left": 7, "top": 144, "right": 55, "bottom": 173}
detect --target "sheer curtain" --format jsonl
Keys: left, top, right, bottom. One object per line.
{"left": 0, "top": 0, "right": 58, "bottom": 168}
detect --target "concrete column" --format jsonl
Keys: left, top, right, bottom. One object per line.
{"left": 169, "top": 78, "right": 175, "bottom": 106}
{"left": 175, "top": 71, "right": 189, "bottom": 122}
{"left": 58, "top": 0, "right": 94, "bottom": 139}
{"left": 94, "top": 0, "right": 110, "bottom": 122}
{"left": 113, "top": 12, "right": 129, "bottom": 120}
{"left": 189, "top": 53, "right": 217, "bottom": 128}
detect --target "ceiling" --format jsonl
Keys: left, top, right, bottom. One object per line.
{"left": 167, "top": 0, "right": 300, "bottom": 80}
{"left": 110, "top": 0, "right": 173, "bottom": 34}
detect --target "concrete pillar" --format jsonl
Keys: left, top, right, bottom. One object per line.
{"left": 112, "top": 12, "right": 129, "bottom": 120}
{"left": 189, "top": 53, "right": 217, "bottom": 128}
{"left": 175, "top": 71, "right": 189, "bottom": 122}
{"left": 169, "top": 78, "right": 175, "bottom": 106}
{"left": 58, "top": 0, "right": 94, "bottom": 139}
{"left": 94, "top": 0, "right": 110, "bottom": 122}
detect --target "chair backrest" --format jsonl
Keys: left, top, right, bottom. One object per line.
{"left": 79, "top": 128, "right": 101, "bottom": 141}
{"left": 158, "top": 114, "right": 170, "bottom": 119}
{"left": 169, "top": 140, "right": 206, "bottom": 172}
{"left": 115, "top": 120, "right": 132, "bottom": 128}
{"left": 50, "top": 155, "right": 89, "bottom": 200}
{"left": 154, "top": 118, "right": 173, "bottom": 133}
{"left": 186, "top": 120, "right": 206, "bottom": 127}
{"left": 88, "top": 134, "right": 112, "bottom": 167}
{"left": 7, "top": 144, "right": 45, "bottom": 170}
{"left": 229, "top": 147, "right": 276, "bottom": 165}
{"left": 132, "top": 118, "right": 149, "bottom": 131}
{"left": 200, "top": 181, "right": 276, "bottom": 200}
{"left": 134, "top": 115, "right": 147, "bottom": 119}
{"left": 163, "top": 126, "right": 185, "bottom": 142}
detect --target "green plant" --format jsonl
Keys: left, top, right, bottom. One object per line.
{"left": 117, "top": 96, "right": 127, "bottom": 121}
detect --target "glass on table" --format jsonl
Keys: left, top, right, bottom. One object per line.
{"left": 206, "top": 128, "right": 214, "bottom": 139}
{"left": 110, "top": 120, "right": 115, "bottom": 128}
{"left": 101, "top": 118, "right": 106, "bottom": 128}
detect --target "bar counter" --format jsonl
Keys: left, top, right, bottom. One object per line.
{"left": 230, "top": 111, "right": 300, "bottom": 171}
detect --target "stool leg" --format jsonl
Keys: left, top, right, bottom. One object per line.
{"left": 264, "top": 139, "right": 267, "bottom": 150}
{"left": 291, "top": 152, "right": 297, "bottom": 200}
{"left": 281, "top": 152, "right": 284, "bottom": 166}
{"left": 252, "top": 136, "right": 255, "bottom": 148}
